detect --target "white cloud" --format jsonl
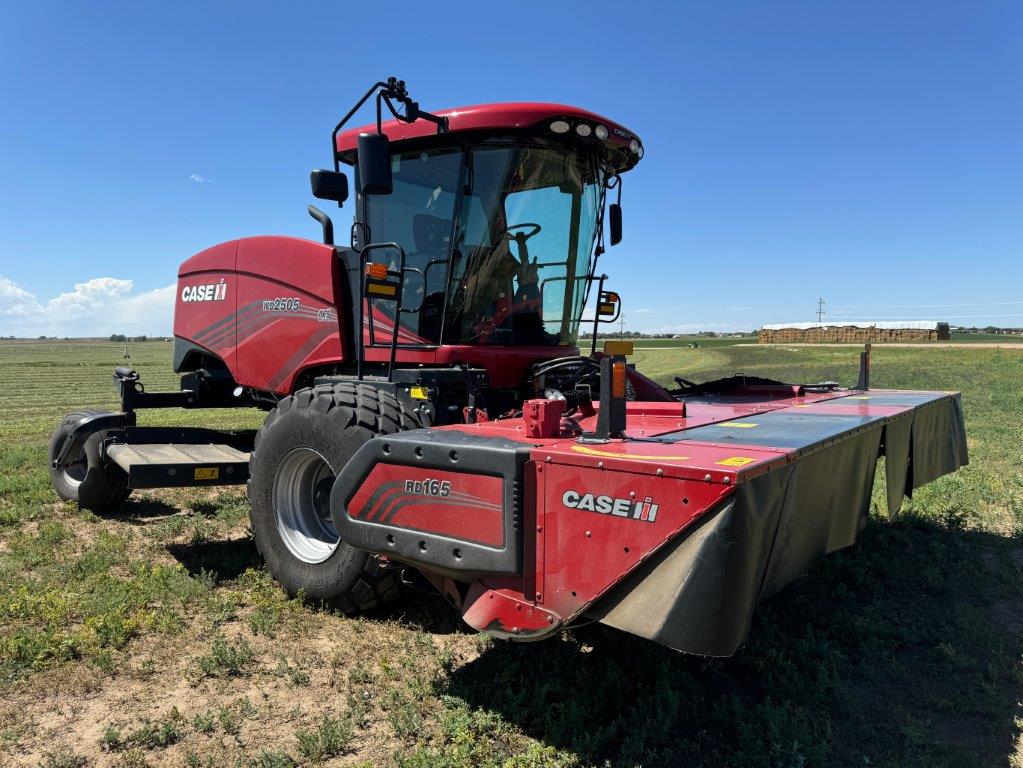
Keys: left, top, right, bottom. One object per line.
{"left": 189, "top": 173, "right": 213, "bottom": 183}
{"left": 0, "top": 277, "right": 42, "bottom": 317}
{"left": 641, "top": 321, "right": 746, "bottom": 335}
{"left": 0, "top": 276, "right": 175, "bottom": 337}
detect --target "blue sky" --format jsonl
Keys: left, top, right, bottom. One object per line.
{"left": 1, "top": 1, "right": 1020, "bottom": 336}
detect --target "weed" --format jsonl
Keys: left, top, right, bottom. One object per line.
{"left": 295, "top": 714, "right": 355, "bottom": 761}
{"left": 218, "top": 705, "right": 241, "bottom": 736}
{"left": 248, "top": 749, "right": 296, "bottom": 768}
{"left": 113, "top": 748, "right": 151, "bottom": 768}
{"left": 38, "top": 749, "right": 87, "bottom": 768}
{"left": 195, "top": 635, "right": 254, "bottom": 679}
{"left": 274, "top": 655, "right": 310, "bottom": 686}
{"left": 99, "top": 711, "right": 182, "bottom": 751}
{"left": 100, "top": 725, "right": 124, "bottom": 751}
{"left": 184, "top": 752, "right": 217, "bottom": 768}
{"left": 192, "top": 710, "right": 216, "bottom": 733}
{"left": 383, "top": 688, "right": 425, "bottom": 739}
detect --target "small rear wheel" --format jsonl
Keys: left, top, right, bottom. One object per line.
{"left": 247, "top": 382, "right": 417, "bottom": 612}
{"left": 48, "top": 410, "right": 131, "bottom": 510}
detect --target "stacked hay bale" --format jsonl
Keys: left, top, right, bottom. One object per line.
{"left": 758, "top": 321, "right": 948, "bottom": 343}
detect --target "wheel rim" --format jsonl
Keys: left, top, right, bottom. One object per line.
{"left": 56, "top": 446, "right": 88, "bottom": 488}
{"left": 272, "top": 447, "right": 339, "bottom": 564}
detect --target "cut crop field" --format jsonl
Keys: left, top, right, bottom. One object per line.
{"left": 1, "top": 340, "right": 1022, "bottom": 768}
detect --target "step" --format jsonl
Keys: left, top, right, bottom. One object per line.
{"left": 106, "top": 443, "right": 250, "bottom": 488}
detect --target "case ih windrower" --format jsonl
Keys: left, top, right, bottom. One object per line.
{"left": 49, "top": 79, "right": 967, "bottom": 655}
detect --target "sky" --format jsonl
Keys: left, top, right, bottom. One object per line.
{"left": 1, "top": 1, "right": 1020, "bottom": 337}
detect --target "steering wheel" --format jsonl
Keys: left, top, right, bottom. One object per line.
{"left": 503, "top": 223, "right": 542, "bottom": 275}
{"left": 503, "top": 223, "right": 542, "bottom": 243}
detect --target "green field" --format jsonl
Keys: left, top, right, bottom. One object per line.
{"left": 947, "top": 332, "right": 1023, "bottom": 344}
{"left": 1, "top": 340, "right": 1022, "bottom": 767}
{"left": 590, "top": 335, "right": 758, "bottom": 348}
{"left": 588, "top": 332, "right": 1023, "bottom": 348}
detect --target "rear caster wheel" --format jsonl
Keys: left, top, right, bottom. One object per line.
{"left": 48, "top": 410, "right": 131, "bottom": 510}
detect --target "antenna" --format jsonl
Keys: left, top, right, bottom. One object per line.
{"left": 817, "top": 297, "right": 826, "bottom": 323}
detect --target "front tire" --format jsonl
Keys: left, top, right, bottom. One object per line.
{"left": 48, "top": 410, "right": 131, "bottom": 510}
{"left": 247, "top": 382, "right": 417, "bottom": 612}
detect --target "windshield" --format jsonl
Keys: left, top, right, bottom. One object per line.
{"left": 361, "top": 141, "right": 603, "bottom": 348}
{"left": 444, "top": 145, "right": 603, "bottom": 346}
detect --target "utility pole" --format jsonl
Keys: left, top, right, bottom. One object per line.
{"left": 619, "top": 313, "right": 625, "bottom": 339}
{"left": 817, "top": 297, "right": 826, "bottom": 324}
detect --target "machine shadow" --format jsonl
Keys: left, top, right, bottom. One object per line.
{"left": 445, "top": 518, "right": 1023, "bottom": 766}
{"left": 373, "top": 582, "right": 471, "bottom": 636}
{"left": 166, "top": 536, "right": 262, "bottom": 582}
{"left": 96, "top": 497, "right": 181, "bottom": 521}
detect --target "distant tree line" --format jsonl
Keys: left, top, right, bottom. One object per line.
{"left": 578, "top": 330, "right": 755, "bottom": 339}
{"left": 109, "top": 334, "right": 151, "bottom": 342}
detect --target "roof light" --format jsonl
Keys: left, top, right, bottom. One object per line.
{"left": 550, "top": 120, "right": 570, "bottom": 134}
{"left": 575, "top": 123, "right": 592, "bottom": 137}
{"left": 629, "top": 139, "right": 640, "bottom": 154}
{"left": 594, "top": 124, "right": 608, "bottom": 140}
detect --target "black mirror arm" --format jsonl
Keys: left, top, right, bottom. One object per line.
{"left": 379, "top": 90, "right": 448, "bottom": 133}
{"left": 331, "top": 81, "right": 392, "bottom": 173}
{"left": 331, "top": 77, "right": 448, "bottom": 174}
{"left": 307, "top": 205, "right": 334, "bottom": 246}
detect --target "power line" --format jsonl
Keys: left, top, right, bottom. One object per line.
{"left": 816, "top": 297, "right": 825, "bottom": 323}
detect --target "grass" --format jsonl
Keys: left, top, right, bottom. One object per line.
{"left": 0, "top": 339, "right": 1021, "bottom": 766}
{"left": 591, "top": 334, "right": 757, "bottom": 348}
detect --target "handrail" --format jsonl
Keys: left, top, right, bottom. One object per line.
{"left": 357, "top": 242, "right": 405, "bottom": 381}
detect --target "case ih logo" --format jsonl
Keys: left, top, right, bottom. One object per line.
{"left": 181, "top": 280, "right": 227, "bottom": 303}
{"left": 562, "top": 490, "right": 658, "bottom": 522}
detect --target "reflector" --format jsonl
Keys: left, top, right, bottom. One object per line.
{"left": 612, "top": 362, "right": 627, "bottom": 398}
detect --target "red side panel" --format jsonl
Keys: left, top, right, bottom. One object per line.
{"left": 531, "top": 461, "right": 734, "bottom": 621}
{"left": 346, "top": 463, "right": 505, "bottom": 548}
{"left": 174, "top": 241, "right": 240, "bottom": 371}
{"left": 232, "top": 236, "right": 344, "bottom": 393}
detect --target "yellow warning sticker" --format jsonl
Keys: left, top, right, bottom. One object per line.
{"left": 410, "top": 385, "right": 430, "bottom": 400}
{"left": 367, "top": 283, "right": 397, "bottom": 297}
{"left": 718, "top": 421, "right": 758, "bottom": 428}
{"left": 716, "top": 456, "right": 755, "bottom": 467}
{"left": 194, "top": 467, "right": 220, "bottom": 481}
{"left": 569, "top": 445, "right": 690, "bottom": 463}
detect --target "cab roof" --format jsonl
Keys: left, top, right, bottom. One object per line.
{"left": 335, "top": 102, "right": 643, "bottom": 174}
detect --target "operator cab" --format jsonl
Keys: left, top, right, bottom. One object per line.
{"left": 333, "top": 101, "right": 642, "bottom": 352}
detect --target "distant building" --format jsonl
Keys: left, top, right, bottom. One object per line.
{"left": 758, "top": 321, "right": 950, "bottom": 344}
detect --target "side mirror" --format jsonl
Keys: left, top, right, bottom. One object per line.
{"left": 357, "top": 132, "right": 393, "bottom": 195}
{"left": 310, "top": 170, "right": 349, "bottom": 203}
{"left": 609, "top": 203, "right": 623, "bottom": 246}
